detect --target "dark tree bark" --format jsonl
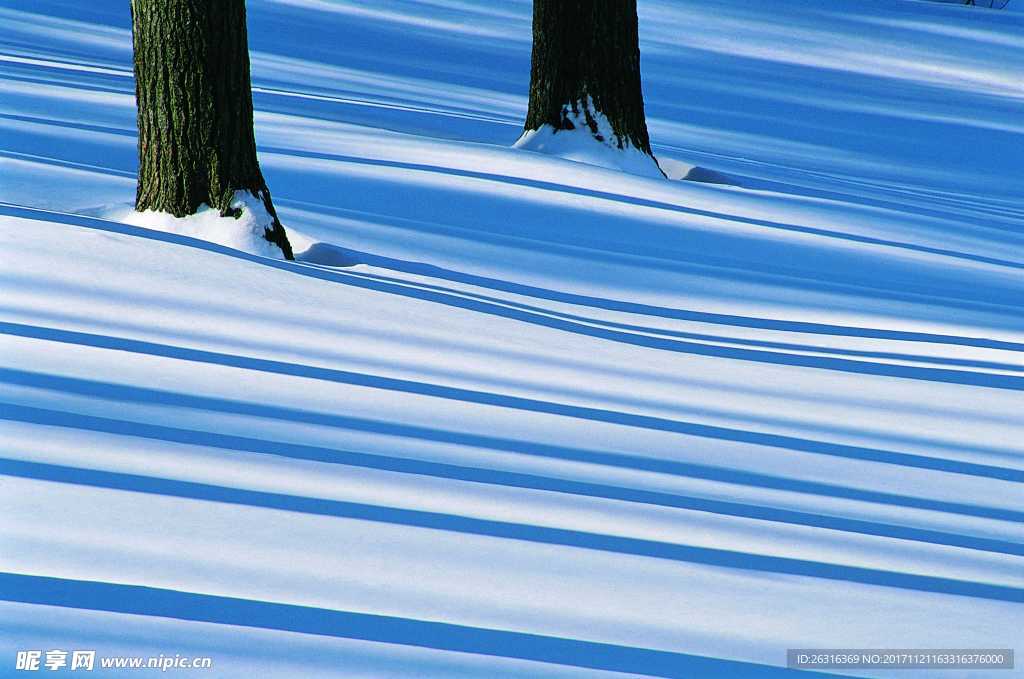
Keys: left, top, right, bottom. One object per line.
{"left": 524, "top": 0, "right": 657, "bottom": 163}
{"left": 130, "top": 0, "right": 292, "bottom": 259}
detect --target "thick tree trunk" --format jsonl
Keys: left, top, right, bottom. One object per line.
{"left": 524, "top": 0, "right": 656, "bottom": 160}
{"left": 130, "top": 0, "right": 292, "bottom": 259}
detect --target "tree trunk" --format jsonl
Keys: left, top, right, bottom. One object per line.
{"left": 130, "top": 0, "right": 293, "bottom": 259}
{"left": 524, "top": 0, "right": 656, "bottom": 161}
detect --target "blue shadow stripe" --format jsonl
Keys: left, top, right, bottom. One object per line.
{"left": 281, "top": 207, "right": 1022, "bottom": 353}
{"left": 256, "top": 270, "right": 1024, "bottom": 391}
{"left": 336, "top": 267, "right": 1024, "bottom": 374}
{"left": 2, "top": 368, "right": 1019, "bottom": 524}
{"left": 2, "top": 204, "right": 1022, "bottom": 392}
{"left": 266, "top": 150, "right": 1024, "bottom": 278}
{"left": 2, "top": 458, "right": 1022, "bottom": 602}
{"left": 1, "top": 320, "right": 1020, "bottom": 483}
{"left": 0, "top": 573, "right": 846, "bottom": 678}
{"left": 9, "top": 200, "right": 1022, "bottom": 354}
{"left": 3, "top": 400, "right": 1022, "bottom": 556}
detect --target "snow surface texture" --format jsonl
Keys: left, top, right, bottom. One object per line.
{"left": 108, "top": 191, "right": 284, "bottom": 258}
{"left": 1, "top": 0, "right": 1023, "bottom": 677}
{"left": 513, "top": 99, "right": 665, "bottom": 179}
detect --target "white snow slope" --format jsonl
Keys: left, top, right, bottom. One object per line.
{"left": 1, "top": 0, "right": 1023, "bottom": 677}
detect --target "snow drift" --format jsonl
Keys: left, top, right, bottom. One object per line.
{"left": 107, "top": 191, "right": 287, "bottom": 259}
{"left": 514, "top": 100, "right": 664, "bottom": 179}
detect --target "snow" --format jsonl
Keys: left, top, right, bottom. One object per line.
{"left": 106, "top": 191, "right": 286, "bottom": 259}
{"left": 513, "top": 99, "right": 665, "bottom": 179}
{"left": 1, "top": 0, "right": 1023, "bottom": 677}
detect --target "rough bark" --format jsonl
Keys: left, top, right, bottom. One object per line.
{"left": 524, "top": 0, "right": 656, "bottom": 159}
{"left": 130, "top": 0, "right": 292, "bottom": 258}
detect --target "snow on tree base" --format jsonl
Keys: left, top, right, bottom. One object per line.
{"left": 513, "top": 103, "right": 664, "bottom": 180}
{"left": 107, "top": 191, "right": 287, "bottom": 259}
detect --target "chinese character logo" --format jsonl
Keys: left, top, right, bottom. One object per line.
{"left": 15, "top": 651, "right": 41, "bottom": 671}
{"left": 71, "top": 652, "right": 95, "bottom": 671}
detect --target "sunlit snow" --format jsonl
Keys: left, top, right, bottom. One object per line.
{"left": 1, "top": 0, "right": 1022, "bottom": 677}
{"left": 108, "top": 191, "right": 285, "bottom": 259}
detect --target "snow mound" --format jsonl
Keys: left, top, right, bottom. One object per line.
{"left": 106, "top": 191, "right": 286, "bottom": 259}
{"left": 297, "top": 242, "right": 363, "bottom": 267}
{"left": 513, "top": 101, "right": 664, "bottom": 179}
{"left": 658, "top": 158, "right": 739, "bottom": 186}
